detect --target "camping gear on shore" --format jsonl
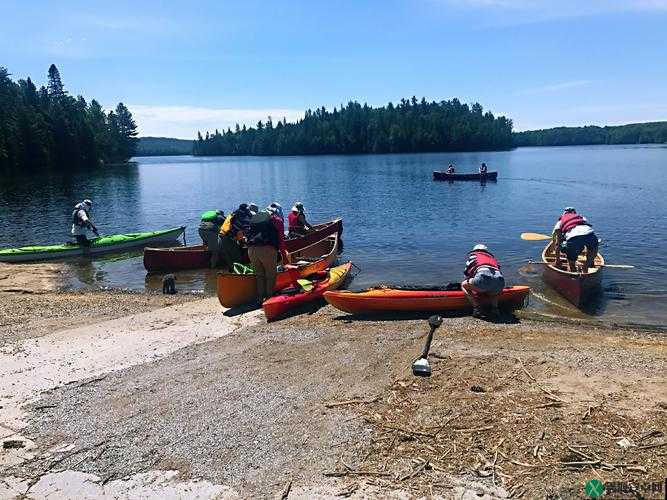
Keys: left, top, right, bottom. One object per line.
{"left": 217, "top": 233, "right": 340, "bottom": 308}
{"left": 540, "top": 240, "right": 604, "bottom": 307}
{"left": 412, "top": 315, "right": 443, "bottom": 377}
{"left": 433, "top": 171, "right": 498, "bottom": 181}
{"left": 262, "top": 262, "right": 352, "bottom": 321}
{"left": 143, "top": 218, "right": 343, "bottom": 272}
{"left": 0, "top": 227, "right": 186, "bottom": 263}
{"left": 323, "top": 284, "right": 529, "bottom": 314}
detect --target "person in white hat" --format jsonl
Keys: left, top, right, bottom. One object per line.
{"left": 70, "top": 199, "right": 99, "bottom": 246}
{"left": 461, "top": 244, "right": 505, "bottom": 320}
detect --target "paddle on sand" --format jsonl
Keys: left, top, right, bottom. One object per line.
{"left": 412, "top": 315, "right": 443, "bottom": 377}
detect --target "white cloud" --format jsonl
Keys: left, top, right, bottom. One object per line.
{"left": 125, "top": 105, "right": 304, "bottom": 139}
{"left": 515, "top": 80, "right": 592, "bottom": 96}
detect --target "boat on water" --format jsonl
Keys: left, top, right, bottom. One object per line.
{"left": 217, "top": 233, "right": 340, "bottom": 308}
{"left": 0, "top": 227, "right": 186, "bottom": 263}
{"left": 433, "top": 171, "right": 498, "bottom": 181}
{"left": 262, "top": 262, "right": 352, "bottom": 321}
{"left": 144, "top": 218, "right": 343, "bottom": 272}
{"left": 324, "top": 284, "right": 529, "bottom": 315}
{"left": 541, "top": 240, "right": 604, "bottom": 307}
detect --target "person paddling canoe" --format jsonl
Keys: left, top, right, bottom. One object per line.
{"left": 553, "top": 207, "right": 599, "bottom": 273}
{"left": 479, "top": 162, "right": 488, "bottom": 175}
{"left": 288, "top": 201, "right": 313, "bottom": 238}
{"left": 198, "top": 210, "right": 225, "bottom": 268}
{"left": 71, "top": 199, "right": 99, "bottom": 246}
{"left": 446, "top": 163, "right": 455, "bottom": 174}
{"left": 461, "top": 244, "right": 505, "bottom": 320}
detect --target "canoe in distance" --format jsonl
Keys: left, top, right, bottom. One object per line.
{"left": 144, "top": 218, "right": 343, "bottom": 272}
{"left": 541, "top": 240, "right": 604, "bottom": 308}
{"left": 433, "top": 171, "right": 498, "bottom": 181}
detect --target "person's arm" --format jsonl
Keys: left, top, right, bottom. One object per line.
{"left": 300, "top": 213, "right": 312, "bottom": 230}
{"left": 79, "top": 210, "right": 99, "bottom": 235}
{"left": 272, "top": 216, "right": 290, "bottom": 263}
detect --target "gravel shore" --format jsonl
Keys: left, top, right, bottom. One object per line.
{"left": 1, "top": 288, "right": 665, "bottom": 498}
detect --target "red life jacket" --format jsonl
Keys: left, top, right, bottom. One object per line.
{"left": 559, "top": 212, "right": 586, "bottom": 234}
{"left": 288, "top": 210, "right": 303, "bottom": 231}
{"left": 464, "top": 250, "right": 500, "bottom": 278}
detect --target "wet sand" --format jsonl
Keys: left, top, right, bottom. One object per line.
{"left": 0, "top": 275, "right": 665, "bottom": 498}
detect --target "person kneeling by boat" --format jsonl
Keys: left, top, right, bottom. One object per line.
{"left": 218, "top": 203, "right": 252, "bottom": 269}
{"left": 198, "top": 210, "right": 226, "bottom": 268}
{"left": 288, "top": 202, "right": 313, "bottom": 238}
{"left": 446, "top": 163, "right": 455, "bottom": 174}
{"left": 461, "top": 244, "right": 505, "bottom": 320}
{"left": 245, "top": 203, "right": 290, "bottom": 305}
{"left": 71, "top": 199, "right": 99, "bottom": 246}
{"left": 479, "top": 162, "right": 488, "bottom": 175}
{"left": 553, "top": 207, "right": 599, "bottom": 273}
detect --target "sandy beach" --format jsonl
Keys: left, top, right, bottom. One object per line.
{"left": 0, "top": 265, "right": 665, "bottom": 499}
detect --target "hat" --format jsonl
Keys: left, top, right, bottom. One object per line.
{"left": 291, "top": 201, "right": 304, "bottom": 212}
{"left": 563, "top": 207, "right": 576, "bottom": 213}
{"left": 248, "top": 203, "right": 259, "bottom": 214}
{"left": 83, "top": 199, "right": 93, "bottom": 207}
{"left": 238, "top": 203, "right": 249, "bottom": 211}
{"left": 472, "top": 244, "right": 488, "bottom": 252}
{"left": 267, "top": 202, "right": 284, "bottom": 220}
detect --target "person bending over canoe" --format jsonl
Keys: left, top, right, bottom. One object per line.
{"left": 71, "top": 199, "right": 99, "bottom": 246}
{"left": 479, "top": 162, "right": 488, "bottom": 175}
{"left": 461, "top": 244, "right": 505, "bottom": 320}
{"left": 198, "top": 210, "right": 226, "bottom": 268}
{"left": 245, "top": 203, "right": 290, "bottom": 305}
{"left": 218, "top": 203, "right": 252, "bottom": 269}
{"left": 446, "top": 164, "right": 455, "bottom": 174}
{"left": 553, "top": 207, "right": 599, "bottom": 273}
{"left": 288, "top": 202, "right": 313, "bottom": 238}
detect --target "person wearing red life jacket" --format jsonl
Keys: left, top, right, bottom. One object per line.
{"left": 553, "top": 207, "right": 599, "bottom": 273}
{"left": 288, "top": 202, "right": 312, "bottom": 238}
{"left": 461, "top": 244, "right": 505, "bottom": 320}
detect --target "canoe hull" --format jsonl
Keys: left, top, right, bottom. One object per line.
{"left": 324, "top": 285, "right": 529, "bottom": 315}
{"left": 217, "top": 234, "right": 339, "bottom": 308}
{"left": 0, "top": 227, "right": 185, "bottom": 263}
{"left": 262, "top": 262, "right": 352, "bottom": 321}
{"left": 541, "top": 241, "right": 604, "bottom": 307}
{"left": 433, "top": 171, "right": 498, "bottom": 181}
{"left": 144, "top": 218, "right": 343, "bottom": 272}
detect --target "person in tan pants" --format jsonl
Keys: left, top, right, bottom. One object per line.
{"left": 245, "top": 203, "right": 290, "bottom": 304}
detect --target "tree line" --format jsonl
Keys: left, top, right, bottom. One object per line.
{"left": 193, "top": 98, "right": 513, "bottom": 156}
{"left": 0, "top": 64, "right": 138, "bottom": 173}
{"left": 513, "top": 122, "right": 667, "bottom": 147}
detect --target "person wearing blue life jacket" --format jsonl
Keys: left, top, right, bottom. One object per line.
{"left": 71, "top": 199, "right": 99, "bottom": 246}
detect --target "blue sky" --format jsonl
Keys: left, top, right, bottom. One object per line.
{"left": 2, "top": 0, "right": 667, "bottom": 138}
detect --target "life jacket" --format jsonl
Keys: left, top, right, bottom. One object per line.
{"left": 464, "top": 250, "right": 500, "bottom": 278}
{"left": 246, "top": 212, "right": 279, "bottom": 248}
{"left": 559, "top": 212, "right": 587, "bottom": 234}
{"left": 219, "top": 214, "right": 234, "bottom": 236}
{"left": 71, "top": 203, "right": 90, "bottom": 226}
{"left": 480, "top": 165, "right": 487, "bottom": 174}
{"left": 288, "top": 210, "right": 304, "bottom": 232}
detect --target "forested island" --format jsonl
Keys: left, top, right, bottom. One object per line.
{"left": 193, "top": 98, "right": 513, "bottom": 156}
{"left": 0, "top": 65, "right": 138, "bottom": 173}
{"left": 513, "top": 122, "right": 667, "bottom": 147}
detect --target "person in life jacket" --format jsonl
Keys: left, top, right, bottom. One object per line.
{"left": 198, "top": 210, "right": 225, "bottom": 268}
{"left": 218, "top": 204, "right": 252, "bottom": 269}
{"left": 288, "top": 202, "right": 313, "bottom": 238}
{"left": 479, "top": 162, "right": 488, "bottom": 175}
{"left": 245, "top": 202, "right": 290, "bottom": 304}
{"left": 71, "top": 199, "right": 99, "bottom": 246}
{"left": 446, "top": 163, "right": 455, "bottom": 174}
{"left": 461, "top": 244, "right": 505, "bottom": 320}
{"left": 553, "top": 207, "right": 599, "bottom": 273}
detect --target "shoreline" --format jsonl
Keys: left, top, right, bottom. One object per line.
{"left": 0, "top": 284, "right": 665, "bottom": 498}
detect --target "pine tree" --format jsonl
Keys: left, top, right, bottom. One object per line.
{"left": 47, "top": 64, "right": 66, "bottom": 101}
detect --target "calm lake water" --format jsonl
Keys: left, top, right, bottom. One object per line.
{"left": 1, "top": 145, "right": 665, "bottom": 327}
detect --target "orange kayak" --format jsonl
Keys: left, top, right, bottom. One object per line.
{"left": 217, "top": 234, "right": 339, "bottom": 308}
{"left": 262, "top": 262, "right": 352, "bottom": 321}
{"left": 324, "top": 285, "right": 530, "bottom": 315}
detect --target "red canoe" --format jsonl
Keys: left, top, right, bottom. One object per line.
{"left": 143, "top": 218, "right": 342, "bottom": 272}
{"left": 262, "top": 262, "right": 352, "bottom": 322}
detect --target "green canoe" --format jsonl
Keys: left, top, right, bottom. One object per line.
{"left": 0, "top": 226, "right": 186, "bottom": 263}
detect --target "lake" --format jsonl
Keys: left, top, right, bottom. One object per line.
{"left": 1, "top": 145, "right": 665, "bottom": 327}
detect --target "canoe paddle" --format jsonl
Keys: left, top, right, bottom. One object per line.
{"left": 528, "top": 260, "right": 634, "bottom": 270}
{"left": 521, "top": 232, "right": 551, "bottom": 241}
{"left": 412, "top": 315, "right": 443, "bottom": 377}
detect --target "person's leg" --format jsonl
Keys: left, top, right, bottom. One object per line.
{"left": 565, "top": 236, "right": 585, "bottom": 272}
{"left": 248, "top": 246, "right": 266, "bottom": 303}
{"left": 75, "top": 235, "right": 90, "bottom": 246}
{"left": 198, "top": 227, "right": 207, "bottom": 245}
{"left": 263, "top": 246, "right": 278, "bottom": 297}
{"left": 583, "top": 233, "right": 599, "bottom": 272}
